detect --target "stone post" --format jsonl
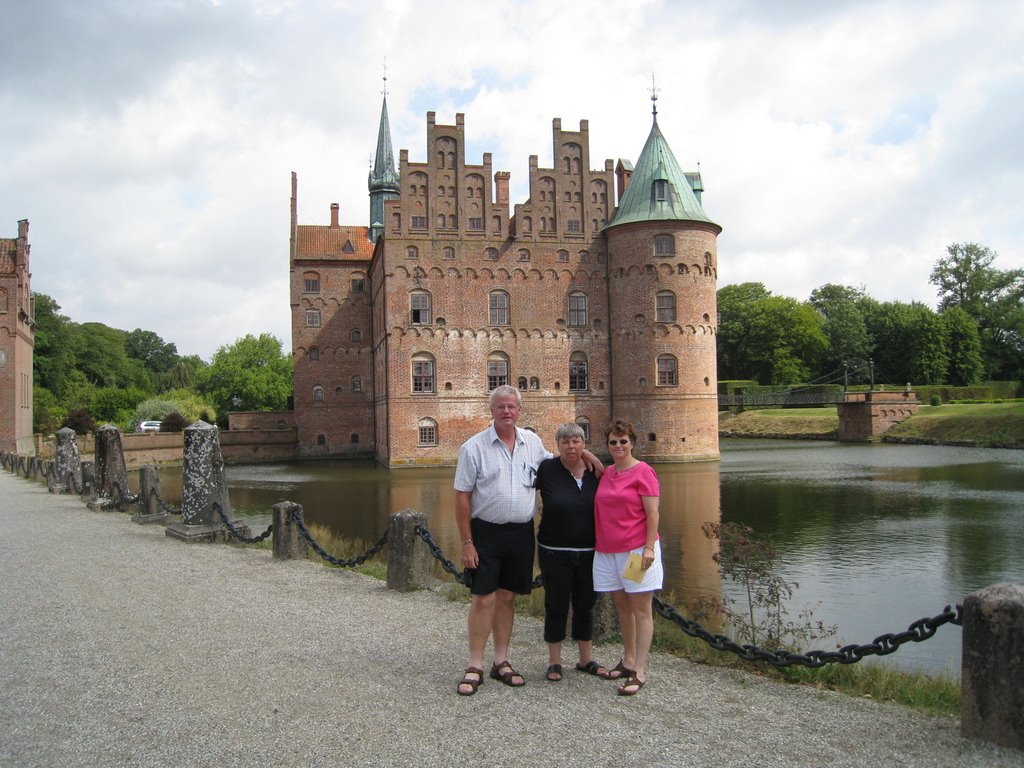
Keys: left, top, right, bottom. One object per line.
{"left": 88, "top": 424, "right": 130, "bottom": 510}
{"left": 80, "top": 461, "right": 95, "bottom": 502}
{"left": 132, "top": 465, "right": 170, "bottom": 525}
{"left": 51, "top": 427, "right": 82, "bottom": 494}
{"left": 961, "top": 583, "right": 1024, "bottom": 750}
{"left": 272, "top": 502, "right": 308, "bottom": 560}
{"left": 386, "top": 508, "right": 431, "bottom": 591}
{"left": 166, "top": 421, "right": 248, "bottom": 542}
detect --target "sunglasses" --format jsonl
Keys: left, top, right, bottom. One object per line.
{"left": 607, "top": 438, "right": 630, "bottom": 446}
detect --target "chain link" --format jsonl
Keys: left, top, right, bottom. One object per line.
{"left": 150, "top": 487, "right": 181, "bottom": 515}
{"left": 290, "top": 512, "right": 387, "bottom": 566}
{"left": 112, "top": 480, "right": 141, "bottom": 509}
{"left": 212, "top": 501, "right": 274, "bottom": 544}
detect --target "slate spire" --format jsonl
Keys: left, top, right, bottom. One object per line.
{"left": 368, "top": 75, "right": 400, "bottom": 242}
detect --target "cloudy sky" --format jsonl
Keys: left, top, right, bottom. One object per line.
{"left": 3, "top": 0, "right": 1022, "bottom": 360}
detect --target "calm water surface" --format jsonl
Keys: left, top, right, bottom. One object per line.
{"left": 158, "top": 439, "right": 1024, "bottom": 677}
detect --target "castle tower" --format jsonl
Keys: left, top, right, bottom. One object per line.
{"left": 604, "top": 101, "right": 721, "bottom": 461}
{"left": 368, "top": 86, "right": 400, "bottom": 243}
{"left": 0, "top": 220, "right": 35, "bottom": 453}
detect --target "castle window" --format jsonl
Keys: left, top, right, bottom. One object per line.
{"left": 578, "top": 250, "right": 589, "bottom": 263}
{"left": 412, "top": 353, "right": 435, "bottom": 393}
{"left": 418, "top": 418, "right": 438, "bottom": 446}
{"left": 654, "top": 235, "right": 675, "bottom": 256}
{"left": 351, "top": 376, "right": 362, "bottom": 392}
{"left": 317, "top": 434, "right": 326, "bottom": 446}
{"left": 309, "top": 347, "right": 320, "bottom": 361}
{"left": 576, "top": 417, "right": 591, "bottom": 442}
{"left": 443, "top": 247, "right": 455, "bottom": 259}
{"left": 312, "top": 385, "right": 324, "bottom": 402}
{"left": 517, "top": 248, "right": 530, "bottom": 262}
{"left": 469, "top": 217, "right": 483, "bottom": 230}
{"left": 393, "top": 213, "right": 402, "bottom": 231}
{"left": 489, "top": 291, "right": 509, "bottom": 326}
{"left": 487, "top": 353, "right": 509, "bottom": 390}
{"left": 305, "top": 309, "right": 321, "bottom": 328}
{"left": 518, "top": 376, "right": 528, "bottom": 391}
{"left": 411, "top": 291, "right": 431, "bottom": 325}
{"left": 406, "top": 245, "right": 419, "bottom": 259}
{"left": 350, "top": 329, "right": 362, "bottom": 343}
{"left": 352, "top": 279, "right": 367, "bottom": 294}
{"left": 492, "top": 215, "right": 501, "bottom": 233}
{"left": 523, "top": 216, "right": 532, "bottom": 233}
{"left": 567, "top": 220, "right": 581, "bottom": 233}
{"left": 448, "top": 214, "right": 457, "bottom": 228}
{"left": 411, "top": 215, "right": 427, "bottom": 229}
{"left": 569, "top": 352, "right": 589, "bottom": 392}
{"left": 656, "top": 291, "right": 677, "bottom": 323}
{"left": 557, "top": 250, "right": 569, "bottom": 263}
{"left": 657, "top": 355, "right": 678, "bottom": 386}
{"left": 530, "top": 377, "right": 540, "bottom": 390}
{"left": 654, "top": 179, "right": 669, "bottom": 201}
{"left": 485, "top": 247, "right": 499, "bottom": 261}
{"left": 438, "top": 214, "right": 447, "bottom": 228}
{"left": 303, "top": 272, "right": 320, "bottom": 293}
{"left": 568, "top": 292, "right": 588, "bottom": 327}
{"left": 351, "top": 433, "right": 359, "bottom": 444}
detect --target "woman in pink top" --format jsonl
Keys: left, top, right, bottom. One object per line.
{"left": 592, "top": 419, "right": 662, "bottom": 696}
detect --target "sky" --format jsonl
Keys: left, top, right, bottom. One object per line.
{"left": 3, "top": 0, "right": 1022, "bottom": 361}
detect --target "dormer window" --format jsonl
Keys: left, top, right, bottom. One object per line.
{"left": 654, "top": 179, "right": 669, "bottom": 202}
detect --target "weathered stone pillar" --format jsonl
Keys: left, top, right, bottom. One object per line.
{"left": 386, "top": 508, "right": 431, "bottom": 591}
{"left": 962, "top": 583, "right": 1024, "bottom": 750}
{"left": 132, "top": 465, "right": 170, "bottom": 525}
{"left": 51, "top": 427, "right": 82, "bottom": 494}
{"left": 80, "top": 461, "right": 95, "bottom": 502}
{"left": 88, "top": 424, "right": 130, "bottom": 510}
{"left": 166, "top": 421, "right": 247, "bottom": 542}
{"left": 272, "top": 502, "right": 308, "bottom": 560}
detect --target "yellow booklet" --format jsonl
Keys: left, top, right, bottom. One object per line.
{"left": 623, "top": 552, "right": 646, "bottom": 583}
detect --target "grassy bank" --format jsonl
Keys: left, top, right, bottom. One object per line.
{"left": 719, "top": 402, "right": 1024, "bottom": 448}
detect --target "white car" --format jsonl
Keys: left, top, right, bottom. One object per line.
{"left": 137, "top": 421, "right": 162, "bottom": 433}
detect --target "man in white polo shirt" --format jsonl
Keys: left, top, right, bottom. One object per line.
{"left": 453, "top": 385, "right": 599, "bottom": 695}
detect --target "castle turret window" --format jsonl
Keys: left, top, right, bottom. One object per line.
{"left": 654, "top": 235, "right": 674, "bottom": 256}
{"left": 489, "top": 291, "right": 509, "bottom": 326}
{"left": 487, "top": 353, "right": 509, "bottom": 390}
{"left": 575, "top": 417, "right": 591, "bottom": 441}
{"left": 656, "top": 291, "right": 677, "bottom": 323}
{"left": 569, "top": 353, "right": 589, "bottom": 392}
{"left": 568, "top": 292, "right": 588, "bottom": 327}
{"left": 351, "top": 376, "right": 362, "bottom": 392}
{"left": 418, "top": 418, "right": 438, "bottom": 446}
{"left": 303, "top": 272, "right": 320, "bottom": 293}
{"left": 412, "top": 353, "right": 435, "bottom": 393}
{"left": 305, "top": 309, "right": 321, "bottom": 327}
{"left": 411, "top": 291, "right": 431, "bottom": 325}
{"left": 312, "top": 385, "right": 324, "bottom": 402}
{"left": 657, "top": 355, "right": 678, "bottom": 386}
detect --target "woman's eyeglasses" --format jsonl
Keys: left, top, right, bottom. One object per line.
{"left": 607, "top": 438, "right": 630, "bottom": 446}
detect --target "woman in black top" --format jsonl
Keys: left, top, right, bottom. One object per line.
{"left": 535, "top": 423, "right": 608, "bottom": 681}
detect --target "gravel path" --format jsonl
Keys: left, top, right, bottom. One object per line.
{"left": 2, "top": 470, "right": 1021, "bottom": 768}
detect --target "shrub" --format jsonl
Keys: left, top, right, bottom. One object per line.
{"left": 160, "top": 412, "right": 188, "bottom": 432}
{"left": 929, "top": 394, "right": 942, "bottom": 407}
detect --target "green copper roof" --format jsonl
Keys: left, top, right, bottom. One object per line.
{"left": 368, "top": 95, "right": 399, "bottom": 193}
{"left": 607, "top": 118, "right": 719, "bottom": 231}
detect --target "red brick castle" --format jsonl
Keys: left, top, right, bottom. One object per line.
{"left": 289, "top": 92, "right": 721, "bottom": 466}
{"left": 0, "top": 220, "right": 35, "bottom": 453}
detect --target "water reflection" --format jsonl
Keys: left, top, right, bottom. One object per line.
{"left": 155, "top": 439, "right": 1024, "bottom": 677}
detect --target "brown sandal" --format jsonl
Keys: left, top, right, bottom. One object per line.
{"left": 599, "top": 659, "right": 634, "bottom": 681}
{"left": 490, "top": 660, "right": 526, "bottom": 687}
{"left": 457, "top": 667, "right": 484, "bottom": 696}
{"left": 617, "top": 673, "right": 646, "bottom": 696}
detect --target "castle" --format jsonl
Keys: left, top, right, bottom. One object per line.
{"left": 0, "top": 220, "right": 35, "bottom": 453}
{"left": 289, "top": 93, "right": 721, "bottom": 466}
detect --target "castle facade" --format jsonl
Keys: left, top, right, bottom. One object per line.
{"left": 0, "top": 220, "right": 35, "bottom": 453}
{"left": 289, "top": 99, "right": 721, "bottom": 466}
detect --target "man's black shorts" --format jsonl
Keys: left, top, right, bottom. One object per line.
{"left": 468, "top": 518, "right": 535, "bottom": 596}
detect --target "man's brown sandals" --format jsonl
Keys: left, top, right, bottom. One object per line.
{"left": 457, "top": 667, "right": 484, "bottom": 696}
{"left": 489, "top": 660, "right": 526, "bottom": 687}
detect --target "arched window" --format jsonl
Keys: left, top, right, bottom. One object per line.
{"left": 350, "top": 329, "right": 362, "bottom": 343}
{"left": 303, "top": 271, "right": 321, "bottom": 293}
{"left": 578, "top": 250, "right": 589, "bottom": 263}
{"left": 518, "top": 376, "right": 528, "bottom": 391}
{"left": 351, "top": 376, "right": 362, "bottom": 393}
{"left": 487, "top": 352, "right": 509, "bottom": 390}
{"left": 489, "top": 291, "right": 510, "bottom": 326}
{"left": 568, "top": 292, "right": 587, "bottom": 327}
{"left": 309, "top": 347, "right": 320, "bottom": 360}
{"left": 312, "top": 385, "right": 325, "bottom": 402}
{"left": 569, "top": 352, "right": 589, "bottom": 392}
{"left": 656, "top": 291, "right": 677, "bottom": 323}
{"left": 654, "top": 235, "right": 675, "bottom": 255}
{"left": 485, "top": 247, "right": 499, "bottom": 261}
{"left": 529, "top": 377, "right": 540, "bottom": 390}
{"left": 406, "top": 245, "right": 419, "bottom": 259}
{"left": 412, "top": 352, "right": 435, "bottom": 393}
{"left": 411, "top": 291, "right": 431, "bottom": 325}
{"left": 443, "top": 246, "right": 455, "bottom": 260}
{"left": 317, "top": 434, "right": 326, "bottom": 445}
{"left": 557, "top": 249, "right": 569, "bottom": 263}
{"left": 418, "top": 418, "right": 438, "bottom": 446}
{"left": 517, "top": 248, "right": 530, "bottom": 262}
{"left": 305, "top": 309, "right": 321, "bottom": 327}
{"left": 657, "top": 355, "right": 678, "bottom": 386}
{"left": 576, "top": 417, "right": 591, "bottom": 442}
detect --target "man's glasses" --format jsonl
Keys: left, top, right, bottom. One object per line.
{"left": 607, "top": 439, "right": 630, "bottom": 446}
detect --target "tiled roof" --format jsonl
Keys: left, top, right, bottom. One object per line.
{"left": 607, "top": 119, "right": 720, "bottom": 231}
{"left": 294, "top": 225, "right": 374, "bottom": 261}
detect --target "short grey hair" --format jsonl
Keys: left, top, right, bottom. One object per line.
{"left": 554, "top": 423, "right": 585, "bottom": 443}
{"left": 489, "top": 385, "right": 522, "bottom": 408}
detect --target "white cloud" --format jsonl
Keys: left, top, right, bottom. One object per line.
{"left": 2, "top": 0, "right": 1022, "bottom": 359}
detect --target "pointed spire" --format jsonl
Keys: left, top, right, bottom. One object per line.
{"left": 649, "top": 72, "right": 660, "bottom": 124}
{"left": 368, "top": 66, "right": 400, "bottom": 242}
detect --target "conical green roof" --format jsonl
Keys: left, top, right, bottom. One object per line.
{"left": 607, "top": 118, "right": 719, "bottom": 231}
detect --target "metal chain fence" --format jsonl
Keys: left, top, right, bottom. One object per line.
{"left": 213, "top": 502, "right": 274, "bottom": 544}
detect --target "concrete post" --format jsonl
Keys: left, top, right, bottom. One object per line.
{"left": 166, "top": 421, "right": 248, "bottom": 542}
{"left": 80, "top": 461, "right": 95, "bottom": 502}
{"left": 386, "top": 508, "right": 432, "bottom": 592}
{"left": 88, "top": 424, "right": 130, "bottom": 510}
{"left": 961, "top": 583, "right": 1024, "bottom": 750}
{"left": 272, "top": 502, "right": 308, "bottom": 560}
{"left": 51, "top": 427, "right": 82, "bottom": 494}
{"left": 132, "top": 465, "right": 170, "bottom": 525}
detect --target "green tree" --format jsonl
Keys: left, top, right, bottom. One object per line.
{"left": 125, "top": 328, "right": 179, "bottom": 374}
{"left": 90, "top": 386, "right": 148, "bottom": 424}
{"left": 864, "top": 301, "right": 948, "bottom": 385}
{"left": 31, "top": 293, "right": 78, "bottom": 396}
{"left": 745, "top": 296, "right": 828, "bottom": 385}
{"left": 930, "top": 242, "right": 1024, "bottom": 379}
{"left": 158, "top": 355, "right": 206, "bottom": 391}
{"left": 717, "top": 283, "right": 771, "bottom": 380}
{"left": 198, "top": 333, "right": 293, "bottom": 416}
{"left": 809, "top": 284, "right": 872, "bottom": 382}
{"left": 33, "top": 386, "right": 66, "bottom": 435}
{"left": 941, "top": 307, "right": 985, "bottom": 386}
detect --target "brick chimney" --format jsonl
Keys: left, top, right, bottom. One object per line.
{"left": 330, "top": 203, "right": 339, "bottom": 228}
